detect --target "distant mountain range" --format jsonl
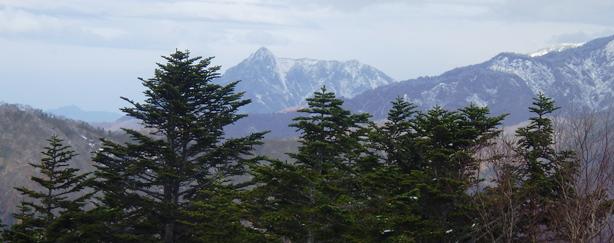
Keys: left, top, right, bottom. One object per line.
{"left": 346, "top": 35, "right": 614, "bottom": 124}
{"left": 220, "top": 47, "right": 396, "bottom": 113}
{"left": 47, "top": 105, "right": 123, "bottom": 123}
{"left": 97, "top": 35, "right": 614, "bottom": 135}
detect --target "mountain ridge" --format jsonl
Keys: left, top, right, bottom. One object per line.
{"left": 346, "top": 35, "right": 614, "bottom": 124}
{"left": 220, "top": 47, "right": 396, "bottom": 113}
{"left": 47, "top": 105, "right": 123, "bottom": 123}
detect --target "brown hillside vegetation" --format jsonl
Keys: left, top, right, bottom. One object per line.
{"left": 0, "top": 103, "right": 125, "bottom": 224}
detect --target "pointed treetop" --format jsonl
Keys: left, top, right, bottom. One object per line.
{"left": 529, "top": 92, "right": 559, "bottom": 117}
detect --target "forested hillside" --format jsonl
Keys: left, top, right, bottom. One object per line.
{"left": 0, "top": 104, "right": 126, "bottom": 224}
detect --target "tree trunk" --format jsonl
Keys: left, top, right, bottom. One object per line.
{"left": 163, "top": 181, "right": 179, "bottom": 243}
{"left": 307, "top": 230, "right": 314, "bottom": 243}
{"left": 164, "top": 222, "right": 175, "bottom": 243}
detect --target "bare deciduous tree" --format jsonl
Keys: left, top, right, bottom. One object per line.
{"left": 551, "top": 108, "right": 614, "bottom": 242}
{"left": 473, "top": 107, "right": 614, "bottom": 242}
{"left": 473, "top": 135, "right": 523, "bottom": 243}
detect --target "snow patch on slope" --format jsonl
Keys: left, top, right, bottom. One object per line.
{"left": 528, "top": 43, "right": 583, "bottom": 57}
{"left": 606, "top": 40, "right": 614, "bottom": 57}
{"left": 489, "top": 57, "right": 555, "bottom": 94}
{"left": 466, "top": 94, "right": 487, "bottom": 107}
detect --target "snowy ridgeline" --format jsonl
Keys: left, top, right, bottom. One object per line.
{"left": 216, "top": 35, "right": 614, "bottom": 125}
{"left": 96, "top": 35, "right": 614, "bottom": 136}
{"left": 220, "top": 47, "right": 396, "bottom": 113}
{"left": 345, "top": 35, "right": 614, "bottom": 124}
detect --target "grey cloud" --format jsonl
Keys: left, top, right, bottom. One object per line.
{"left": 241, "top": 31, "right": 289, "bottom": 46}
{"left": 550, "top": 32, "right": 595, "bottom": 44}
{"left": 549, "top": 30, "right": 614, "bottom": 44}
{"left": 489, "top": 0, "right": 614, "bottom": 26}
{"left": 295, "top": 0, "right": 614, "bottom": 26}
{"left": 279, "top": 0, "right": 423, "bottom": 11}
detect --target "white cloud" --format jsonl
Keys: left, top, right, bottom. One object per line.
{"left": 84, "top": 27, "right": 126, "bottom": 40}
{"left": 488, "top": 0, "right": 614, "bottom": 26}
{"left": 0, "top": 7, "right": 65, "bottom": 33}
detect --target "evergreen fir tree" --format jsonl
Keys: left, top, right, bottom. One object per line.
{"left": 91, "top": 50, "right": 264, "bottom": 243}
{"left": 371, "top": 97, "right": 419, "bottom": 171}
{"left": 3, "top": 136, "right": 92, "bottom": 243}
{"left": 514, "top": 93, "right": 575, "bottom": 241}
{"left": 473, "top": 94, "right": 577, "bottom": 241}
{"left": 182, "top": 183, "right": 267, "bottom": 243}
{"left": 247, "top": 86, "right": 370, "bottom": 242}
{"left": 516, "top": 93, "right": 560, "bottom": 179}
{"left": 349, "top": 101, "right": 505, "bottom": 242}
{"left": 411, "top": 105, "right": 505, "bottom": 241}
{"left": 350, "top": 97, "right": 422, "bottom": 242}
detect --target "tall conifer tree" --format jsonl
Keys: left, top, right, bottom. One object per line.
{"left": 514, "top": 93, "right": 576, "bottom": 241}
{"left": 357, "top": 102, "right": 505, "bottom": 242}
{"left": 408, "top": 105, "right": 504, "bottom": 241}
{"left": 247, "top": 87, "right": 370, "bottom": 242}
{"left": 350, "top": 97, "right": 422, "bottom": 242}
{"left": 371, "top": 97, "right": 419, "bottom": 170}
{"left": 472, "top": 94, "right": 578, "bottom": 241}
{"left": 92, "top": 50, "right": 264, "bottom": 243}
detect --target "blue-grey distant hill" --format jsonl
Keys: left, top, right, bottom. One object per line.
{"left": 346, "top": 35, "right": 614, "bottom": 124}
{"left": 47, "top": 105, "right": 123, "bottom": 123}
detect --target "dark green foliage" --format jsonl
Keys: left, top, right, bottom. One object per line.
{"left": 513, "top": 93, "right": 577, "bottom": 241}
{"left": 248, "top": 93, "right": 507, "bottom": 242}
{"left": 246, "top": 159, "right": 310, "bottom": 241}
{"left": 408, "top": 105, "right": 503, "bottom": 241}
{"left": 3, "top": 136, "right": 92, "bottom": 243}
{"left": 370, "top": 97, "right": 420, "bottom": 171}
{"left": 359, "top": 101, "right": 505, "bottom": 242}
{"left": 289, "top": 86, "right": 371, "bottom": 170}
{"left": 0, "top": 218, "right": 3, "bottom": 242}
{"left": 473, "top": 93, "right": 580, "bottom": 242}
{"left": 182, "top": 184, "right": 267, "bottom": 243}
{"left": 349, "top": 166, "right": 422, "bottom": 243}
{"left": 247, "top": 87, "right": 370, "bottom": 242}
{"left": 91, "top": 50, "right": 264, "bottom": 242}
{"left": 516, "top": 93, "right": 560, "bottom": 180}
{"left": 414, "top": 105, "right": 505, "bottom": 181}
{"left": 350, "top": 98, "right": 421, "bottom": 242}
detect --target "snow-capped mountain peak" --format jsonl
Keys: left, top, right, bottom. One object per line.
{"left": 221, "top": 47, "right": 396, "bottom": 113}
{"left": 249, "top": 47, "right": 276, "bottom": 61}
{"left": 527, "top": 43, "right": 584, "bottom": 57}
{"left": 346, "top": 35, "right": 614, "bottom": 124}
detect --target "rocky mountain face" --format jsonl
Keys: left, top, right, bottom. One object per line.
{"left": 0, "top": 104, "right": 125, "bottom": 224}
{"left": 220, "top": 47, "right": 395, "bottom": 113}
{"left": 346, "top": 35, "right": 614, "bottom": 124}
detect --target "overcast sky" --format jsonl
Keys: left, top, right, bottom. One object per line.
{"left": 1, "top": 0, "right": 613, "bottom": 112}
